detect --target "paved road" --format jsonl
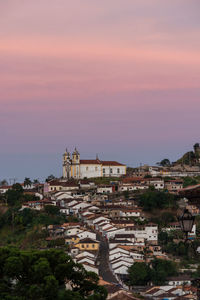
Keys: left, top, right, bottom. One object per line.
{"left": 97, "top": 233, "right": 118, "bottom": 284}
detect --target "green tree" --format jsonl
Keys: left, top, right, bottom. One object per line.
{"left": 0, "top": 247, "right": 107, "bottom": 300}
{"left": 160, "top": 212, "right": 175, "bottom": 226}
{"left": 128, "top": 262, "right": 151, "bottom": 286}
{"left": 33, "top": 179, "right": 40, "bottom": 184}
{"left": 157, "top": 159, "right": 171, "bottom": 167}
{"left": 158, "top": 231, "right": 171, "bottom": 245}
{"left": 139, "top": 189, "right": 176, "bottom": 211}
{"left": 24, "top": 178, "right": 32, "bottom": 188}
{"left": 151, "top": 258, "right": 177, "bottom": 285}
{"left": 123, "top": 190, "right": 129, "bottom": 199}
{"left": 46, "top": 175, "right": 55, "bottom": 182}
{"left": 183, "top": 177, "right": 198, "bottom": 188}
{"left": 0, "top": 179, "right": 8, "bottom": 186}
{"left": 44, "top": 205, "right": 60, "bottom": 216}
{"left": 5, "top": 184, "right": 23, "bottom": 206}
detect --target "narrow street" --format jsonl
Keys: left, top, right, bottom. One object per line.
{"left": 97, "top": 233, "right": 118, "bottom": 284}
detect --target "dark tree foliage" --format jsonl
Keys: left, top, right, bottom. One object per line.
{"left": 123, "top": 190, "right": 129, "bottom": 199}
{"left": 128, "top": 259, "right": 177, "bottom": 286}
{"left": 0, "top": 247, "right": 107, "bottom": 300}
{"left": 158, "top": 231, "right": 172, "bottom": 245}
{"left": 160, "top": 212, "right": 176, "bottom": 226}
{"left": 164, "top": 240, "right": 200, "bottom": 260}
{"left": 158, "top": 159, "right": 171, "bottom": 167}
{"left": 151, "top": 259, "right": 177, "bottom": 285}
{"left": 128, "top": 262, "right": 152, "bottom": 286}
{"left": 183, "top": 177, "right": 198, "bottom": 188}
{"left": 0, "top": 207, "right": 66, "bottom": 232}
{"left": 44, "top": 205, "right": 60, "bottom": 216}
{"left": 24, "top": 178, "right": 32, "bottom": 187}
{"left": 0, "top": 179, "right": 8, "bottom": 186}
{"left": 46, "top": 175, "right": 56, "bottom": 182}
{"left": 139, "top": 189, "right": 176, "bottom": 211}
{"left": 5, "top": 184, "right": 23, "bottom": 207}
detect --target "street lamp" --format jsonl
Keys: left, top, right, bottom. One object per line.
{"left": 178, "top": 209, "right": 200, "bottom": 299}
{"left": 178, "top": 209, "right": 195, "bottom": 241}
{"left": 192, "top": 278, "right": 200, "bottom": 300}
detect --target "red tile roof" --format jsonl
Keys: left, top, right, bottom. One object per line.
{"left": 80, "top": 159, "right": 101, "bottom": 165}
{"left": 80, "top": 159, "right": 125, "bottom": 166}
{"left": 101, "top": 161, "right": 125, "bottom": 166}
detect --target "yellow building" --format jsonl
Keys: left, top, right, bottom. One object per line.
{"left": 74, "top": 238, "right": 99, "bottom": 251}
{"left": 65, "top": 235, "right": 80, "bottom": 245}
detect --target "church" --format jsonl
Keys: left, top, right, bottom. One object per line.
{"left": 62, "top": 148, "right": 126, "bottom": 179}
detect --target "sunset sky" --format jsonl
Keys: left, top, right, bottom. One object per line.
{"left": 1, "top": 0, "right": 200, "bottom": 181}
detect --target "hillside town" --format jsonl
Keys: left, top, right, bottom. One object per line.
{"left": 1, "top": 146, "right": 200, "bottom": 299}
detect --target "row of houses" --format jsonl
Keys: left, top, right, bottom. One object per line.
{"left": 47, "top": 222, "right": 100, "bottom": 274}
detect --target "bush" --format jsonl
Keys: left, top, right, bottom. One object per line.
{"left": 139, "top": 189, "right": 176, "bottom": 211}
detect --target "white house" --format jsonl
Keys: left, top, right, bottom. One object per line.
{"left": 166, "top": 275, "right": 192, "bottom": 286}
{"left": 70, "top": 202, "right": 91, "bottom": 214}
{"left": 109, "top": 239, "right": 134, "bottom": 250}
{"left": 77, "top": 230, "right": 96, "bottom": 240}
{"left": 65, "top": 227, "right": 81, "bottom": 236}
{"left": 76, "top": 251, "right": 96, "bottom": 259}
{"left": 119, "top": 209, "right": 141, "bottom": 218}
{"left": 111, "top": 260, "right": 132, "bottom": 270}
{"left": 97, "top": 186, "right": 113, "bottom": 194}
{"left": 113, "top": 264, "right": 129, "bottom": 275}
{"left": 82, "top": 263, "right": 99, "bottom": 275}
{"left": 77, "top": 257, "right": 95, "bottom": 266}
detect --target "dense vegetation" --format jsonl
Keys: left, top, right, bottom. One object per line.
{"left": 139, "top": 188, "right": 177, "bottom": 211}
{"left": 128, "top": 259, "right": 177, "bottom": 286}
{"left": 176, "top": 151, "right": 196, "bottom": 165}
{"left": 183, "top": 177, "right": 199, "bottom": 188}
{"left": 0, "top": 247, "right": 107, "bottom": 300}
{"left": 0, "top": 206, "right": 66, "bottom": 249}
{"left": 0, "top": 184, "right": 69, "bottom": 249}
{"left": 159, "top": 231, "right": 200, "bottom": 262}
{"left": 0, "top": 183, "right": 39, "bottom": 207}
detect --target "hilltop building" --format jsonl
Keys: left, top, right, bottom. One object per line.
{"left": 62, "top": 148, "right": 126, "bottom": 179}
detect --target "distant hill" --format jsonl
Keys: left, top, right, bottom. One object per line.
{"left": 176, "top": 151, "right": 196, "bottom": 165}
{"left": 175, "top": 143, "right": 200, "bottom": 166}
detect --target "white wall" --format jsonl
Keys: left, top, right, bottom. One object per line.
{"left": 102, "top": 166, "right": 126, "bottom": 177}
{"left": 97, "top": 187, "right": 113, "bottom": 193}
{"left": 80, "top": 164, "right": 102, "bottom": 178}
{"left": 82, "top": 263, "right": 99, "bottom": 275}
{"left": 78, "top": 231, "right": 96, "bottom": 240}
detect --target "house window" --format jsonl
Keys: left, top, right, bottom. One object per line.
{"left": 86, "top": 244, "right": 89, "bottom": 248}
{"left": 117, "top": 168, "right": 120, "bottom": 174}
{"left": 81, "top": 245, "right": 84, "bottom": 248}
{"left": 86, "top": 167, "right": 88, "bottom": 171}
{"left": 110, "top": 168, "right": 112, "bottom": 173}
{"left": 92, "top": 244, "right": 95, "bottom": 248}
{"left": 103, "top": 168, "right": 105, "bottom": 173}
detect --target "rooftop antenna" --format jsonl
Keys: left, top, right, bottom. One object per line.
{"left": 9, "top": 178, "right": 17, "bottom": 185}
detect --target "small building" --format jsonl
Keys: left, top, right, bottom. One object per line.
{"left": 74, "top": 238, "right": 99, "bottom": 251}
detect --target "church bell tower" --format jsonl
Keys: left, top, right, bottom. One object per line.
{"left": 72, "top": 147, "right": 80, "bottom": 178}
{"left": 63, "top": 148, "right": 71, "bottom": 179}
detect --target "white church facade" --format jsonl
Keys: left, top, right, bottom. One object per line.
{"left": 62, "top": 148, "right": 126, "bottom": 179}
